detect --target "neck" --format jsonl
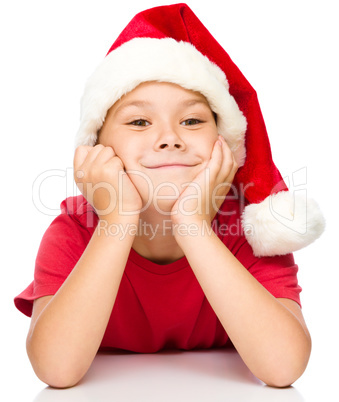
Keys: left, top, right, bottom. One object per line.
{"left": 131, "top": 205, "right": 185, "bottom": 265}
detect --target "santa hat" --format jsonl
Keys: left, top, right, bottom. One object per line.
{"left": 75, "top": 3, "right": 325, "bottom": 257}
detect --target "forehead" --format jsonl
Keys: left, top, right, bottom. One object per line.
{"left": 111, "top": 81, "right": 211, "bottom": 114}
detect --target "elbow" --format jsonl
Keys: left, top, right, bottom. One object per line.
{"left": 260, "top": 337, "right": 312, "bottom": 388}
{"left": 42, "top": 376, "right": 81, "bottom": 389}
{"left": 30, "top": 358, "right": 85, "bottom": 389}
{"left": 26, "top": 337, "right": 86, "bottom": 389}
{"left": 263, "top": 370, "right": 303, "bottom": 388}
{"left": 29, "top": 355, "right": 84, "bottom": 389}
{"left": 34, "top": 366, "right": 83, "bottom": 389}
{"left": 264, "top": 355, "right": 311, "bottom": 388}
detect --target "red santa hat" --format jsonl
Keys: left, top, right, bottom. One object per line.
{"left": 75, "top": 3, "right": 325, "bottom": 257}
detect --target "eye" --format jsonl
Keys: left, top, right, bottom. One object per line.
{"left": 181, "top": 118, "right": 203, "bottom": 126}
{"left": 129, "top": 119, "right": 150, "bottom": 127}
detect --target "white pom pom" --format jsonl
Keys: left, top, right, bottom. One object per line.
{"left": 242, "top": 191, "right": 326, "bottom": 257}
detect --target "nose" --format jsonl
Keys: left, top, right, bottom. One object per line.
{"left": 154, "top": 126, "right": 186, "bottom": 151}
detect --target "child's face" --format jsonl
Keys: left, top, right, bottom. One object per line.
{"left": 98, "top": 81, "right": 219, "bottom": 212}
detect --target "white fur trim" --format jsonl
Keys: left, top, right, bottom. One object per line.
{"left": 242, "top": 191, "right": 326, "bottom": 257}
{"left": 75, "top": 37, "right": 247, "bottom": 166}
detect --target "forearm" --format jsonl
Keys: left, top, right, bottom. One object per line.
{"left": 27, "top": 215, "right": 137, "bottom": 387}
{"left": 175, "top": 223, "right": 311, "bottom": 387}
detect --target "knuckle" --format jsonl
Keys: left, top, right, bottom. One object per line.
{"left": 103, "top": 145, "right": 113, "bottom": 151}
{"left": 75, "top": 144, "right": 90, "bottom": 155}
{"left": 103, "top": 147, "right": 115, "bottom": 157}
{"left": 75, "top": 145, "right": 85, "bottom": 152}
{"left": 74, "top": 169, "right": 85, "bottom": 182}
{"left": 110, "top": 156, "right": 124, "bottom": 169}
{"left": 94, "top": 144, "right": 104, "bottom": 149}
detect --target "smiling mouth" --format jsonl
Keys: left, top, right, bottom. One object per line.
{"left": 146, "top": 164, "right": 197, "bottom": 169}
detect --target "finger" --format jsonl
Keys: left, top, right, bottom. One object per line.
{"left": 228, "top": 152, "right": 239, "bottom": 181}
{"left": 82, "top": 144, "right": 106, "bottom": 166}
{"left": 78, "top": 144, "right": 112, "bottom": 175}
{"left": 206, "top": 137, "right": 223, "bottom": 177}
{"left": 93, "top": 145, "right": 116, "bottom": 164}
{"left": 105, "top": 153, "right": 125, "bottom": 171}
{"left": 220, "top": 153, "right": 238, "bottom": 196}
{"left": 74, "top": 145, "right": 92, "bottom": 172}
{"left": 218, "top": 135, "right": 236, "bottom": 178}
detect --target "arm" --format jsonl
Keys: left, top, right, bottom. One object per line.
{"left": 27, "top": 219, "right": 136, "bottom": 388}
{"left": 174, "top": 228, "right": 311, "bottom": 387}
{"left": 171, "top": 136, "right": 311, "bottom": 387}
{"left": 26, "top": 145, "right": 142, "bottom": 388}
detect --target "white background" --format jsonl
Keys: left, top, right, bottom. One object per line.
{"left": 1, "top": 0, "right": 338, "bottom": 401}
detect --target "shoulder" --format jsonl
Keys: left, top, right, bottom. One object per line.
{"left": 37, "top": 196, "right": 98, "bottom": 250}
{"left": 59, "top": 195, "right": 99, "bottom": 231}
{"left": 36, "top": 196, "right": 98, "bottom": 267}
{"left": 60, "top": 194, "right": 93, "bottom": 215}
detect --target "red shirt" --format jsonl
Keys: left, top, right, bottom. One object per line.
{"left": 14, "top": 195, "right": 301, "bottom": 353}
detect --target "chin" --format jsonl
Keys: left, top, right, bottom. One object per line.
{"left": 136, "top": 195, "right": 176, "bottom": 217}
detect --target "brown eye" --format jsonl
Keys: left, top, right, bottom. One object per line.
{"left": 129, "top": 119, "right": 150, "bottom": 126}
{"left": 181, "top": 119, "right": 202, "bottom": 126}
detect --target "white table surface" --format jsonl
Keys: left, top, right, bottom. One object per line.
{"left": 32, "top": 349, "right": 302, "bottom": 402}
{"left": 4, "top": 343, "right": 336, "bottom": 402}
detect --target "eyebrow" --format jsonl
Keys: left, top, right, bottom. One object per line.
{"left": 180, "top": 98, "right": 210, "bottom": 107}
{"left": 114, "top": 100, "right": 152, "bottom": 115}
{"left": 114, "top": 97, "right": 210, "bottom": 116}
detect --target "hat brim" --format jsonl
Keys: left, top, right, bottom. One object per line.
{"left": 75, "top": 37, "right": 247, "bottom": 167}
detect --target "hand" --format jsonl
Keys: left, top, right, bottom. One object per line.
{"left": 171, "top": 135, "right": 238, "bottom": 227}
{"left": 74, "top": 144, "right": 142, "bottom": 221}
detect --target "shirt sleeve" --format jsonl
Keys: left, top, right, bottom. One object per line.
{"left": 14, "top": 196, "right": 96, "bottom": 317}
{"left": 234, "top": 238, "right": 302, "bottom": 306}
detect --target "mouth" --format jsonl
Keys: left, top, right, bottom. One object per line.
{"left": 144, "top": 161, "right": 199, "bottom": 169}
{"left": 146, "top": 163, "right": 198, "bottom": 169}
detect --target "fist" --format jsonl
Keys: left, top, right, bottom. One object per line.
{"left": 73, "top": 144, "right": 142, "bottom": 220}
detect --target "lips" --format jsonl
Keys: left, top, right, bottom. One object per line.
{"left": 146, "top": 163, "right": 197, "bottom": 169}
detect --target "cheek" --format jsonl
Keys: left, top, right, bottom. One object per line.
{"left": 99, "top": 136, "right": 134, "bottom": 169}
{"left": 114, "top": 138, "right": 142, "bottom": 169}
{"left": 198, "top": 134, "right": 218, "bottom": 161}
{"left": 115, "top": 150, "right": 132, "bottom": 169}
